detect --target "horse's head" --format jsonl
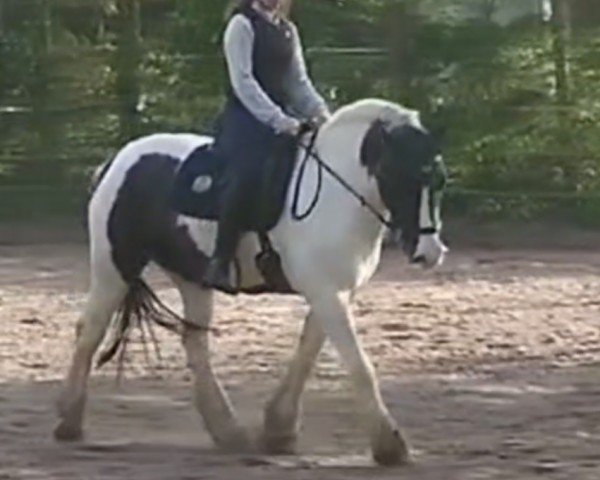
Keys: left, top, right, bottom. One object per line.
{"left": 360, "top": 115, "right": 448, "bottom": 268}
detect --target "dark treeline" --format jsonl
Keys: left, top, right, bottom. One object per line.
{"left": 0, "top": 0, "right": 599, "bottom": 222}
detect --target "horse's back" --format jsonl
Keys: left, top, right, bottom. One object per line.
{"left": 91, "top": 133, "right": 210, "bottom": 206}
{"left": 106, "top": 133, "right": 211, "bottom": 180}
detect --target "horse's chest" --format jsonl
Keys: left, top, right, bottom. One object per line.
{"left": 283, "top": 239, "right": 382, "bottom": 293}
{"left": 355, "top": 246, "right": 383, "bottom": 288}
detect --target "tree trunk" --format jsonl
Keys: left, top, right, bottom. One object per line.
{"left": 0, "top": 1, "right": 4, "bottom": 36}
{"left": 386, "top": 0, "right": 421, "bottom": 105}
{"left": 23, "top": 0, "right": 63, "bottom": 183}
{"left": 42, "top": 0, "right": 52, "bottom": 48}
{"left": 114, "top": 0, "right": 142, "bottom": 143}
{"left": 0, "top": 2, "right": 4, "bottom": 107}
{"left": 96, "top": 3, "right": 106, "bottom": 42}
{"left": 10, "top": 0, "right": 65, "bottom": 184}
{"left": 549, "top": 0, "right": 575, "bottom": 183}
{"left": 550, "top": 0, "right": 571, "bottom": 104}
{"left": 481, "top": 0, "right": 497, "bottom": 22}
{"left": 570, "top": 0, "right": 600, "bottom": 25}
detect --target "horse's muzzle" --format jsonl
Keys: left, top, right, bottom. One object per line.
{"left": 412, "top": 233, "right": 447, "bottom": 268}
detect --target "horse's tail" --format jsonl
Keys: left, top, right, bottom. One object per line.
{"left": 96, "top": 278, "right": 185, "bottom": 370}
{"left": 88, "top": 159, "right": 113, "bottom": 198}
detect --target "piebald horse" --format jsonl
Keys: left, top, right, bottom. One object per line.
{"left": 55, "top": 99, "right": 447, "bottom": 465}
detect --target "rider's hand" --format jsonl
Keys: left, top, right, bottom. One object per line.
{"left": 312, "top": 108, "right": 331, "bottom": 127}
{"left": 279, "top": 117, "right": 301, "bottom": 136}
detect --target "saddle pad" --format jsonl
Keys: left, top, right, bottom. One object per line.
{"left": 170, "top": 136, "right": 298, "bottom": 232}
{"left": 170, "top": 144, "right": 224, "bottom": 221}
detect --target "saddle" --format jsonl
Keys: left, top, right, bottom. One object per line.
{"left": 170, "top": 135, "right": 301, "bottom": 293}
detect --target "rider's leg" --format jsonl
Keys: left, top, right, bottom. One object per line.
{"left": 203, "top": 101, "right": 278, "bottom": 294}
{"left": 202, "top": 171, "right": 250, "bottom": 294}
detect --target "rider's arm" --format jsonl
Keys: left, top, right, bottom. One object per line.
{"left": 283, "top": 23, "right": 330, "bottom": 120}
{"left": 224, "top": 14, "right": 298, "bottom": 133}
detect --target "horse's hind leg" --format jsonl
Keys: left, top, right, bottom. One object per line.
{"left": 54, "top": 268, "right": 127, "bottom": 441}
{"left": 262, "top": 310, "right": 325, "bottom": 454}
{"left": 308, "top": 290, "right": 410, "bottom": 466}
{"left": 172, "top": 276, "right": 252, "bottom": 452}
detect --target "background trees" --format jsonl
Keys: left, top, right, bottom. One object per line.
{"left": 0, "top": 0, "right": 598, "bottom": 223}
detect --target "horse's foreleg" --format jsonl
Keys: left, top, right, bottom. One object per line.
{"left": 174, "top": 278, "right": 252, "bottom": 452}
{"left": 309, "top": 291, "right": 411, "bottom": 466}
{"left": 54, "top": 276, "right": 127, "bottom": 441}
{"left": 262, "top": 310, "right": 325, "bottom": 454}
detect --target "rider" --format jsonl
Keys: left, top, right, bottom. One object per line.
{"left": 203, "top": 0, "right": 330, "bottom": 293}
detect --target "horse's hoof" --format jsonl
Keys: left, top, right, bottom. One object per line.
{"left": 259, "top": 431, "right": 298, "bottom": 455}
{"left": 371, "top": 422, "right": 411, "bottom": 466}
{"left": 53, "top": 421, "right": 84, "bottom": 442}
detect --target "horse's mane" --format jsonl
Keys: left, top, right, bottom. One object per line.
{"left": 327, "top": 98, "right": 422, "bottom": 130}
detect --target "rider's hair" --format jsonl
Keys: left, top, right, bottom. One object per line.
{"left": 225, "top": 0, "right": 292, "bottom": 20}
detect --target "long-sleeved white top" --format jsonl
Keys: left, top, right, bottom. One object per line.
{"left": 223, "top": 12, "right": 329, "bottom": 133}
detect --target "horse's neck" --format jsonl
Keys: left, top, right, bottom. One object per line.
{"left": 316, "top": 121, "right": 385, "bottom": 210}
{"left": 271, "top": 119, "right": 386, "bottom": 288}
{"left": 291, "top": 120, "right": 388, "bottom": 255}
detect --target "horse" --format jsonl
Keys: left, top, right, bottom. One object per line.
{"left": 54, "top": 98, "right": 448, "bottom": 466}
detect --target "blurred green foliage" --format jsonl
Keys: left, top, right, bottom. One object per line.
{"left": 0, "top": 0, "right": 599, "bottom": 224}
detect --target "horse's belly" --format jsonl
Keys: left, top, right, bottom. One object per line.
{"left": 275, "top": 239, "right": 382, "bottom": 296}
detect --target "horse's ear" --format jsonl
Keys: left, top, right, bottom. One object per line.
{"left": 360, "top": 120, "right": 389, "bottom": 175}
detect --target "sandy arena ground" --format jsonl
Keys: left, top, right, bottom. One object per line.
{"left": 1, "top": 231, "right": 599, "bottom": 479}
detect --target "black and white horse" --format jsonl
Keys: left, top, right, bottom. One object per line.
{"left": 55, "top": 99, "right": 447, "bottom": 465}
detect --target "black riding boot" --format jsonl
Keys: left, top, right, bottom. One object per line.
{"left": 202, "top": 174, "right": 247, "bottom": 294}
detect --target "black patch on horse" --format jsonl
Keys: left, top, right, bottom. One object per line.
{"left": 360, "top": 120, "right": 388, "bottom": 176}
{"left": 107, "top": 153, "right": 208, "bottom": 285}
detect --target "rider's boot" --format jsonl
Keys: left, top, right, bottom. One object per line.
{"left": 202, "top": 175, "right": 246, "bottom": 294}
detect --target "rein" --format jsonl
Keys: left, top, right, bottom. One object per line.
{"left": 291, "top": 128, "right": 395, "bottom": 229}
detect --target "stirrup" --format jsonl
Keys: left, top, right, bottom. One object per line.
{"left": 255, "top": 233, "right": 293, "bottom": 293}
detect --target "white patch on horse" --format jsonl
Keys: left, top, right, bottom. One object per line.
{"left": 328, "top": 98, "right": 422, "bottom": 131}
{"left": 175, "top": 216, "right": 264, "bottom": 288}
{"left": 176, "top": 215, "right": 217, "bottom": 256}
{"left": 271, "top": 101, "right": 404, "bottom": 293}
